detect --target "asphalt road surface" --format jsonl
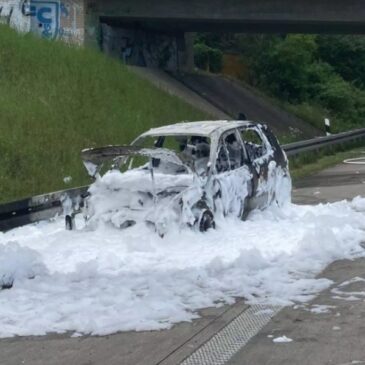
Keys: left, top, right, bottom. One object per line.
{"left": 229, "top": 156, "right": 365, "bottom": 365}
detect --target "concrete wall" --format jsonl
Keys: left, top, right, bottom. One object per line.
{"left": 0, "top": 0, "right": 85, "bottom": 44}
{"left": 100, "top": 24, "right": 180, "bottom": 70}
{"left": 99, "top": 24, "right": 194, "bottom": 71}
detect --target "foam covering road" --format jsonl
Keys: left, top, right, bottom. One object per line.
{"left": 0, "top": 156, "right": 364, "bottom": 365}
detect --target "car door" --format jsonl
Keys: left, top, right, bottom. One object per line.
{"left": 212, "top": 129, "right": 252, "bottom": 218}
{"left": 238, "top": 125, "right": 274, "bottom": 210}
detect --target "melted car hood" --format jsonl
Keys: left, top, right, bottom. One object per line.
{"left": 88, "top": 169, "right": 194, "bottom": 195}
{"left": 81, "top": 145, "right": 191, "bottom": 177}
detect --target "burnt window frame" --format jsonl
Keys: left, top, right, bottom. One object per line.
{"left": 238, "top": 126, "right": 271, "bottom": 163}
{"left": 215, "top": 129, "right": 247, "bottom": 173}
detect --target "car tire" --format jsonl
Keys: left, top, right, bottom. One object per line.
{"left": 1, "top": 281, "right": 13, "bottom": 290}
{"left": 65, "top": 215, "right": 75, "bottom": 231}
{"left": 199, "top": 209, "right": 216, "bottom": 232}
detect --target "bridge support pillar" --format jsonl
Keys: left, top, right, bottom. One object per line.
{"left": 84, "top": 1, "right": 101, "bottom": 49}
{"left": 179, "top": 32, "right": 195, "bottom": 72}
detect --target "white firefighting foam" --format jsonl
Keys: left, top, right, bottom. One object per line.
{"left": 0, "top": 192, "right": 364, "bottom": 337}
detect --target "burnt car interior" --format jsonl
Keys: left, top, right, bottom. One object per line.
{"left": 82, "top": 124, "right": 273, "bottom": 182}
{"left": 240, "top": 128, "right": 267, "bottom": 161}
{"left": 216, "top": 132, "right": 244, "bottom": 172}
{"left": 133, "top": 135, "right": 212, "bottom": 176}
{"left": 216, "top": 127, "right": 268, "bottom": 173}
{"left": 132, "top": 126, "right": 270, "bottom": 176}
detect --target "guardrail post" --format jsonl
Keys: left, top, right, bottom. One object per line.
{"left": 325, "top": 118, "right": 331, "bottom": 136}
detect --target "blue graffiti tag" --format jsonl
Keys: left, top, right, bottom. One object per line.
{"left": 37, "top": 7, "right": 53, "bottom": 23}
{"left": 28, "top": 1, "right": 61, "bottom": 40}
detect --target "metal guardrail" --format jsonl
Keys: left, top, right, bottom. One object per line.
{"left": 283, "top": 127, "right": 365, "bottom": 157}
{"left": 0, "top": 127, "right": 364, "bottom": 232}
{"left": 0, "top": 186, "right": 88, "bottom": 232}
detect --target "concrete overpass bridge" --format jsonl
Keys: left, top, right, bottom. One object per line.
{"left": 88, "top": 0, "right": 365, "bottom": 34}
{"left": 84, "top": 0, "right": 365, "bottom": 70}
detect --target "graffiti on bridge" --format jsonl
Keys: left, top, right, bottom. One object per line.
{"left": 0, "top": 2, "right": 16, "bottom": 26}
{"left": 22, "top": 1, "right": 58, "bottom": 39}
{"left": 0, "top": 0, "right": 83, "bottom": 42}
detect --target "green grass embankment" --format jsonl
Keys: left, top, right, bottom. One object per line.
{"left": 0, "top": 26, "right": 209, "bottom": 203}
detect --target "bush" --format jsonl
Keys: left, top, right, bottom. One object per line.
{"left": 252, "top": 35, "right": 321, "bottom": 102}
{"left": 248, "top": 34, "right": 365, "bottom": 132}
{"left": 194, "top": 43, "right": 223, "bottom": 73}
{"left": 317, "top": 35, "right": 365, "bottom": 90}
{"left": 208, "top": 48, "right": 223, "bottom": 73}
{"left": 317, "top": 74, "right": 355, "bottom": 113}
{"left": 194, "top": 43, "right": 210, "bottom": 70}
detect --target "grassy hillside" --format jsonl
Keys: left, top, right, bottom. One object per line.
{"left": 0, "top": 26, "right": 209, "bottom": 203}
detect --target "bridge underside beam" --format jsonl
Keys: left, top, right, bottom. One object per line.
{"left": 87, "top": 0, "right": 365, "bottom": 34}
{"left": 100, "top": 17, "right": 365, "bottom": 35}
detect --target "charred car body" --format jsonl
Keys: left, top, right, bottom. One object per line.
{"left": 70, "top": 121, "right": 291, "bottom": 235}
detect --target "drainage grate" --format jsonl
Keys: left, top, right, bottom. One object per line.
{"left": 180, "top": 305, "right": 281, "bottom": 365}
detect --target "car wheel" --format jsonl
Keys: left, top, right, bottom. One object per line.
{"left": 65, "top": 215, "right": 75, "bottom": 231}
{"left": 199, "top": 210, "right": 216, "bottom": 232}
{"left": 1, "top": 280, "right": 13, "bottom": 290}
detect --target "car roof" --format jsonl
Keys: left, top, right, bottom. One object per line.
{"left": 139, "top": 121, "right": 254, "bottom": 138}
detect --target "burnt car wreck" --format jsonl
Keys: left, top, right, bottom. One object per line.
{"left": 67, "top": 121, "right": 291, "bottom": 236}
